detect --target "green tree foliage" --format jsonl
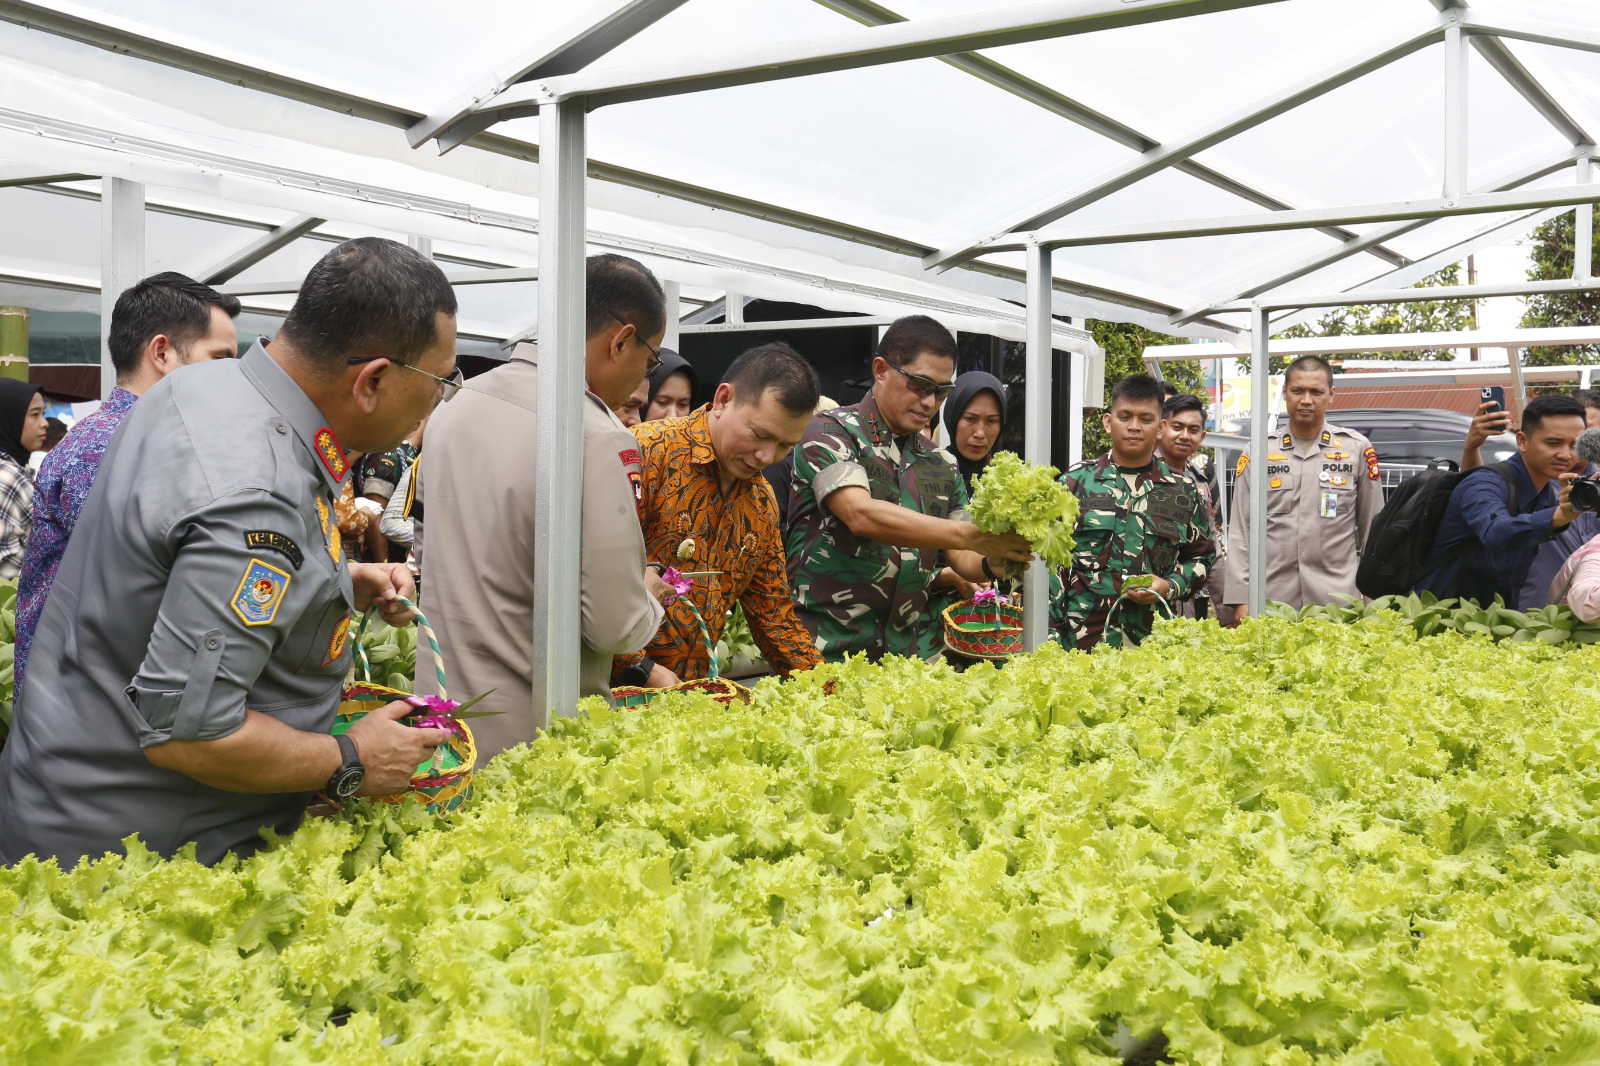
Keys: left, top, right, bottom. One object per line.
{"left": 1083, "top": 320, "right": 1202, "bottom": 458}
{"left": 1261, "top": 264, "right": 1475, "bottom": 371}
{"left": 1518, "top": 208, "right": 1600, "bottom": 365}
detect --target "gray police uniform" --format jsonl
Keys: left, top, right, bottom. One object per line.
{"left": 0, "top": 342, "right": 356, "bottom": 867}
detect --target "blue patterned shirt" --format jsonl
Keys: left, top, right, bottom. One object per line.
{"left": 15, "top": 387, "right": 139, "bottom": 685}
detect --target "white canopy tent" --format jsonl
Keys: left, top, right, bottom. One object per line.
{"left": 1, "top": 0, "right": 1599, "bottom": 726}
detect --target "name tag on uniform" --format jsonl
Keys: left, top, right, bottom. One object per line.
{"left": 1319, "top": 492, "right": 1339, "bottom": 519}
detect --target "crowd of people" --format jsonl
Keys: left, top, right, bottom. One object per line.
{"left": 0, "top": 236, "right": 1593, "bottom": 869}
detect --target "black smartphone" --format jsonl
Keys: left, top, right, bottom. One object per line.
{"left": 1480, "top": 385, "right": 1506, "bottom": 414}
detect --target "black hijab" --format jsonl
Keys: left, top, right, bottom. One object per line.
{"left": 646, "top": 348, "right": 699, "bottom": 408}
{"left": 0, "top": 379, "right": 42, "bottom": 469}
{"left": 943, "top": 371, "right": 1007, "bottom": 493}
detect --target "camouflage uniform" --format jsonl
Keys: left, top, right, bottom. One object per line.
{"left": 787, "top": 393, "right": 969, "bottom": 661}
{"left": 1051, "top": 454, "right": 1215, "bottom": 650}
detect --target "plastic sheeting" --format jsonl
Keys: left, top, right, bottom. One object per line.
{"left": 0, "top": 0, "right": 1597, "bottom": 341}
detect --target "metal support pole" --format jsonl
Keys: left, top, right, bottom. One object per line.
{"left": 99, "top": 176, "right": 144, "bottom": 401}
{"left": 1576, "top": 156, "right": 1593, "bottom": 282}
{"left": 1022, "top": 241, "right": 1052, "bottom": 652}
{"left": 531, "top": 98, "right": 588, "bottom": 728}
{"left": 727, "top": 291, "right": 744, "bottom": 327}
{"left": 1247, "top": 304, "right": 1269, "bottom": 618}
{"left": 1067, "top": 350, "right": 1084, "bottom": 467}
{"left": 1443, "top": 22, "right": 1468, "bottom": 203}
{"left": 1507, "top": 347, "right": 1527, "bottom": 422}
{"left": 408, "top": 235, "right": 434, "bottom": 260}
{"left": 661, "top": 280, "right": 681, "bottom": 352}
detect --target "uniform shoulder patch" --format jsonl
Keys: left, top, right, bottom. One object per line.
{"left": 618, "top": 447, "right": 642, "bottom": 467}
{"left": 244, "top": 530, "right": 304, "bottom": 570}
{"left": 231, "top": 559, "right": 291, "bottom": 626}
{"left": 1235, "top": 453, "right": 1249, "bottom": 478}
{"left": 313, "top": 427, "right": 348, "bottom": 481}
{"left": 1363, "top": 445, "right": 1381, "bottom": 481}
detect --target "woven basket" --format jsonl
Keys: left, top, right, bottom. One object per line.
{"left": 942, "top": 599, "right": 1025, "bottom": 659}
{"left": 338, "top": 601, "right": 476, "bottom": 814}
{"left": 612, "top": 676, "right": 752, "bottom": 709}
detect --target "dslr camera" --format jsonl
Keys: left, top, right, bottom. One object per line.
{"left": 1570, "top": 473, "right": 1600, "bottom": 513}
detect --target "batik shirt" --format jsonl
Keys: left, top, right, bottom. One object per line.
{"left": 613, "top": 406, "right": 820, "bottom": 682}
{"left": 787, "top": 393, "right": 970, "bottom": 661}
{"left": 14, "top": 387, "right": 139, "bottom": 684}
{"left": 1051, "top": 454, "right": 1214, "bottom": 650}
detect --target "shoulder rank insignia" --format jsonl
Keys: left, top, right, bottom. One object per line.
{"left": 1363, "top": 445, "right": 1381, "bottom": 480}
{"left": 1235, "top": 454, "right": 1249, "bottom": 478}
{"left": 1280, "top": 433, "right": 1292, "bottom": 447}
{"left": 313, "top": 428, "right": 348, "bottom": 482}
{"left": 1320, "top": 430, "right": 1332, "bottom": 444}
{"left": 232, "top": 559, "right": 290, "bottom": 626}
{"left": 323, "top": 612, "right": 353, "bottom": 665}
{"left": 244, "top": 530, "right": 303, "bottom": 571}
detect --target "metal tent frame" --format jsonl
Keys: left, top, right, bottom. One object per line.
{"left": 2, "top": 0, "right": 1600, "bottom": 724}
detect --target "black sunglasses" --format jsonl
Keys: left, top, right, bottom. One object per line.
{"left": 610, "top": 311, "right": 663, "bottom": 376}
{"left": 889, "top": 362, "right": 956, "bottom": 401}
{"left": 346, "top": 356, "right": 465, "bottom": 402}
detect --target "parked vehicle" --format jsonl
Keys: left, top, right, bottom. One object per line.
{"left": 1218, "top": 407, "right": 1517, "bottom": 469}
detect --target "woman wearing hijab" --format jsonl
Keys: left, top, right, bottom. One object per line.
{"left": 943, "top": 371, "right": 1007, "bottom": 495}
{"left": 0, "top": 379, "right": 47, "bottom": 578}
{"left": 929, "top": 371, "right": 1009, "bottom": 613}
{"left": 643, "top": 349, "right": 699, "bottom": 422}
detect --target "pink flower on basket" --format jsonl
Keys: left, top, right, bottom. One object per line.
{"left": 404, "top": 694, "right": 462, "bottom": 732}
{"left": 660, "top": 566, "right": 694, "bottom": 606}
{"left": 972, "top": 588, "right": 1010, "bottom": 608}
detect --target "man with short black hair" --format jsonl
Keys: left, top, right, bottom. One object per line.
{"left": 15, "top": 271, "right": 242, "bottom": 685}
{"left": 1158, "top": 392, "right": 1228, "bottom": 623}
{"left": 0, "top": 238, "right": 455, "bottom": 867}
{"left": 1414, "top": 394, "right": 1584, "bottom": 606}
{"left": 1053, "top": 375, "right": 1214, "bottom": 649}
{"left": 615, "top": 341, "right": 824, "bottom": 684}
{"left": 788, "top": 315, "right": 1032, "bottom": 661}
{"left": 419, "top": 253, "right": 670, "bottom": 754}
{"left": 1224, "top": 354, "right": 1382, "bottom": 616}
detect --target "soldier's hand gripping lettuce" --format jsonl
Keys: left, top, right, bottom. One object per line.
{"left": 969, "top": 452, "right": 1080, "bottom": 568}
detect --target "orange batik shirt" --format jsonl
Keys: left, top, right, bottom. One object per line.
{"left": 614, "top": 406, "right": 821, "bottom": 682}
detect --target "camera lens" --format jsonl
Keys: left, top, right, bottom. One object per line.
{"left": 1571, "top": 477, "right": 1600, "bottom": 514}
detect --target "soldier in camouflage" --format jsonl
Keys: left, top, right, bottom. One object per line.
{"left": 1052, "top": 374, "right": 1215, "bottom": 650}
{"left": 787, "top": 316, "right": 1032, "bottom": 661}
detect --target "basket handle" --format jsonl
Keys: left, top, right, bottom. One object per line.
{"left": 353, "top": 595, "right": 448, "bottom": 699}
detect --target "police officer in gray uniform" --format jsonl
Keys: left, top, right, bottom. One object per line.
{"left": 0, "top": 238, "right": 457, "bottom": 867}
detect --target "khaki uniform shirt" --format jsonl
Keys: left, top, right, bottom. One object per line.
{"left": 1224, "top": 422, "right": 1382, "bottom": 610}
{"left": 416, "top": 345, "right": 662, "bottom": 757}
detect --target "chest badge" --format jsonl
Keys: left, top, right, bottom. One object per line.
{"left": 1331, "top": 475, "right": 1348, "bottom": 486}
{"left": 1324, "top": 450, "right": 1352, "bottom": 460}
{"left": 232, "top": 559, "right": 291, "bottom": 627}
{"left": 313, "top": 428, "right": 348, "bottom": 482}
{"left": 1268, "top": 452, "right": 1288, "bottom": 462}
{"left": 1269, "top": 477, "right": 1283, "bottom": 489}
{"left": 324, "top": 612, "right": 353, "bottom": 665}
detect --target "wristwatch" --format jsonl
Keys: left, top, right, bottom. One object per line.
{"left": 327, "top": 733, "right": 365, "bottom": 800}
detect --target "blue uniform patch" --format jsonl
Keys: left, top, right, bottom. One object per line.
{"left": 231, "top": 559, "right": 291, "bottom": 626}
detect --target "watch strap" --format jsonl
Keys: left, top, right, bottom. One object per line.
{"left": 334, "top": 731, "right": 360, "bottom": 770}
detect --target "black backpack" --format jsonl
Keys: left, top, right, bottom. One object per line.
{"left": 1355, "top": 462, "right": 1519, "bottom": 599}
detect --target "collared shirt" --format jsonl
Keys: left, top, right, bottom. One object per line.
{"left": 0, "top": 341, "right": 356, "bottom": 867}
{"left": 1224, "top": 422, "right": 1383, "bottom": 610}
{"left": 1518, "top": 468, "right": 1600, "bottom": 608}
{"left": 1052, "top": 454, "right": 1214, "bottom": 649}
{"left": 1414, "top": 453, "right": 1559, "bottom": 607}
{"left": 0, "top": 451, "right": 35, "bottom": 580}
{"left": 359, "top": 442, "right": 416, "bottom": 501}
{"left": 14, "top": 386, "right": 139, "bottom": 686}
{"left": 415, "top": 344, "right": 662, "bottom": 757}
{"left": 615, "top": 406, "right": 820, "bottom": 682}
{"left": 787, "top": 392, "right": 970, "bottom": 662}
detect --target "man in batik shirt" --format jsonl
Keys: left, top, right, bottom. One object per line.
{"left": 613, "top": 343, "right": 822, "bottom": 686}
{"left": 14, "top": 272, "right": 238, "bottom": 685}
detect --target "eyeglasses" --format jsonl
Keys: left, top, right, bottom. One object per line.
{"left": 889, "top": 362, "right": 956, "bottom": 401}
{"left": 610, "top": 311, "right": 663, "bottom": 376}
{"left": 346, "top": 356, "right": 466, "bottom": 402}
